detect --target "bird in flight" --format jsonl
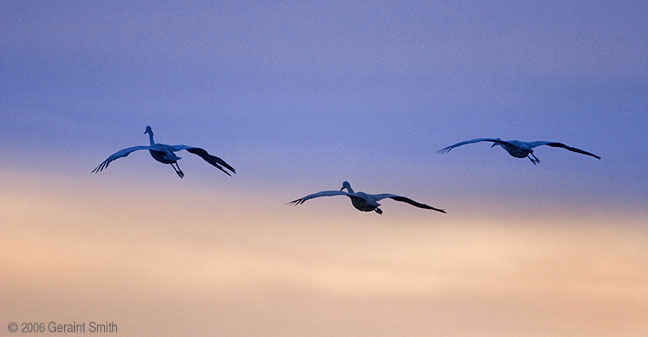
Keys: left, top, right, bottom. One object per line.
{"left": 92, "top": 126, "right": 235, "bottom": 178}
{"left": 438, "top": 138, "right": 600, "bottom": 165}
{"left": 287, "top": 181, "right": 446, "bottom": 215}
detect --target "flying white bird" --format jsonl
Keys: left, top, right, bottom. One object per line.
{"left": 92, "top": 126, "right": 235, "bottom": 178}
{"left": 438, "top": 138, "right": 600, "bottom": 165}
{"left": 287, "top": 181, "right": 446, "bottom": 215}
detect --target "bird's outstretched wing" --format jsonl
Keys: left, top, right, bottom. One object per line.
{"left": 372, "top": 194, "right": 446, "bottom": 213}
{"left": 438, "top": 138, "right": 509, "bottom": 154}
{"left": 92, "top": 146, "right": 151, "bottom": 173}
{"left": 171, "top": 145, "right": 236, "bottom": 176}
{"left": 527, "top": 141, "right": 601, "bottom": 159}
{"left": 286, "top": 190, "right": 352, "bottom": 206}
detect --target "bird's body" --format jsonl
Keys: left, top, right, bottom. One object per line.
{"left": 148, "top": 147, "right": 180, "bottom": 164}
{"left": 92, "top": 126, "right": 235, "bottom": 178}
{"left": 439, "top": 138, "right": 600, "bottom": 165}
{"left": 498, "top": 140, "right": 533, "bottom": 158}
{"left": 288, "top": 181, "right": 445, "bottom": 215}
{"left": 349, "top": 192, "right": 380, "bottom": 212}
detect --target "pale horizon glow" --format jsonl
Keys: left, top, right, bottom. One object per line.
{"left": 2, "top": 172, "right": 647, "bottom": 336}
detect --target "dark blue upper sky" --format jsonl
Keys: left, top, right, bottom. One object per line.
{"left": 2, "top": 0, "right": 647, "bottom": 214}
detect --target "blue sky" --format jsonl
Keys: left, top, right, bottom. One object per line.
{"left": 1, "top": 0, "right": 647, "bottom": 207}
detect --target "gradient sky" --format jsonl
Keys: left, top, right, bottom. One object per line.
{"left": 2, "top": 1, "right": 648, "bottom": 336}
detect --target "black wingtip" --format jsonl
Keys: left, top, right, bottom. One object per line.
{"left": 285, "top": 199, "right": 302, "bottom": 206}
{"left": 211, "top": 163, "right": 232, "bottom": 176}
{"left": 428, "top": 206, "right": 446, "bottom": 213}
{"left": 91, "top": 165, "right": 103, "bottom": 174}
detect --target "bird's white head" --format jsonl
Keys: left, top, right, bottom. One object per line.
{"left": 144, "top": 126, "right": 155, "bottom": 145}
{"left": 340, "top": 181, "right": 352, "bottom": 192}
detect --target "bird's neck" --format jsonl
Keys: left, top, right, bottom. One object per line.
{"left": 345, "top": 186, "right": 355, "bottom": 194}
{"left": 147, "top": 132, "right": 155, "bottom": 145}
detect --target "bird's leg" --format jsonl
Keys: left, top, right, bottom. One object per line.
{"left": 171, "top": 162, "right": 184, "bottom": 178}
{"left": 176, "top": 163, "right": 185, "bottom": 178}
{"left": 529, "top": 153, "right": 540, "bottom": 165}
{"left": 374, "top": 208, "right": 383, "bottom": 215}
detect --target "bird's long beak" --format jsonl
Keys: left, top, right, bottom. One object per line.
{"left": 491, "top": 143, "right": 497, "bottom": 148}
